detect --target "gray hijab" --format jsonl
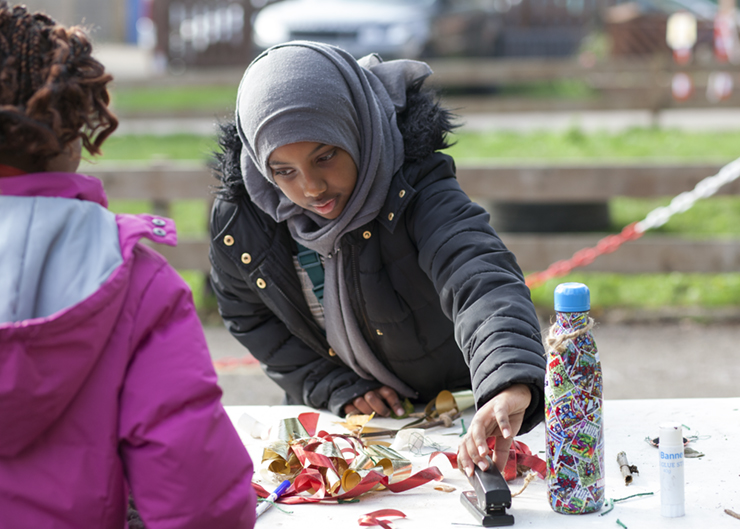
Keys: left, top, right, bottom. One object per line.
{"left": 236, "top": 41, "right": 431, "bottom": 398}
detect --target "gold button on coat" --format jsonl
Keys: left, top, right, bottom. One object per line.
{"left": 399, "top": 190, "right": 406, "bottom": 198}
{"left": 387, "top": 213, "right": 394, "bottom": 221}
{"left": 256, "top": 278, "right": 266, "bottom": 289}
{"left": 328, "top": 348, "right": 337, "bottom": 356}
{"left": 376, "top": 329, "right": 384, "bottom": 336}
{"left": 363, "top": 231, "right": 371, "bottom": 239}
{"left": 223, "top": 235, "right": 235, "bottom": 246}
{"left": 241, "top": 253, "right": 252, "bottom": 264}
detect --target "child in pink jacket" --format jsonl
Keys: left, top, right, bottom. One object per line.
{"left": 0, "top": 3, "right": 256, "bottom": 528}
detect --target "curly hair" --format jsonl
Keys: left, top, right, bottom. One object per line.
{"left": 0, "top": 2, "right": 117, "bottom": 162}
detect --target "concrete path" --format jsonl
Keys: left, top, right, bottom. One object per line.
{"left": 204, "top": 321, "right": 740, "bottom": 407}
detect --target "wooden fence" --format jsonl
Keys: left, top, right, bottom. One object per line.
{"left": 89, "top": 161, "right": 740, "bottom": 274}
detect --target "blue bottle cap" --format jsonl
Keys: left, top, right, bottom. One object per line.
{"left": 554, "top": 282, "right": 590, "bottom": 312}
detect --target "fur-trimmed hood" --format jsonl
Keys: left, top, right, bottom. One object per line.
{"left": 212, "top": 80, "right": 457, "bottom": 202}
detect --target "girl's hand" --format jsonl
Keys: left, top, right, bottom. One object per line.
{"left": 457, "top": 384, "right": 531, "bottom": 477}
{"left": 343, "top": 386, "right": 405, "bottom": 417}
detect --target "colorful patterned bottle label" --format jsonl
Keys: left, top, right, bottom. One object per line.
{"left": 545, "top": 311, "right": 604, "bottom": 514}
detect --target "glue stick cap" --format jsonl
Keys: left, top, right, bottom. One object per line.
{"left": 554, "top": 282, "right": 590, "bottom": 312}
{"left": 659, "top": 423, "right": 683, "bottom": 446}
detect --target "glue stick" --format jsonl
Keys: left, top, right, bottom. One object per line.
{"left": 659, "top": 423, "right": 685, "bottom": 517}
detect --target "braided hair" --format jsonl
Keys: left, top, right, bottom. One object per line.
{"left": 0, "top": 2, "right": 117, "bottom": 163}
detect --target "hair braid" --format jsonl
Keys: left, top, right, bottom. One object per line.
{"left": 0, "top": 2, "right": 118, "bottom": 162}
{"left": 29, "top": 20, "right": 42, "bottom": 90}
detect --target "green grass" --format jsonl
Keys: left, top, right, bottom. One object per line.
{"left": 110, "top": 85, "right": 237, "bottom": 113}
{"left": 447, "top": 128, "right": 740, "bottom": 162}
{"left": 89, "top": 134, "right": 218, "bottom": 162}
{"left": 111, "top": 81, "right": 596, "bottom": 114}
{"left": 88, "top": 128, "right": 740, "bottom": 164}
{"left": 529, "top": 272, "right": 740, "bottom": 310}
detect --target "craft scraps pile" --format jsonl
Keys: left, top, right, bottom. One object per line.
{"left": 253, "top": 411, "right": 446, "bottom": 503}
{"left": 247, "top": 390, "right": 547, "bottom": 507}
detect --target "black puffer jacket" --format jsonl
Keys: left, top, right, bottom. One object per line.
{"left": 209, "top": 85, "right": 546, "bottom": 431}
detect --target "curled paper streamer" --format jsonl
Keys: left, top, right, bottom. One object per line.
{"left": 359, "top": 509, "right": 406, "bottom": 529}
{"left": 424, "top": 390, "right": 456, "bottom": 418}
{"left": 341, "top": 465, "right": 385, "bottom": 492}
{"left": 450, "top": 390, "right": 475, "bottom": 413}
{"left": 278, "top": 417, "right": 309, "bottom": 442}
{"left": 336, "top": 413, "right": 389, "bottom": 437}
{"left": 365, "top": 445, "right": 413, "bottom": 484}
{"left": 390, "top": 429, "right": 426, "bottom": 452}
{"left": 424, "top": 389, "right": 475, "bottom": 418}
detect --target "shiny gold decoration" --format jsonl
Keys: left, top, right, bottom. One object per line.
{"left": 277, "top": 417, "right": 309, "bottom": 442}
{"left": 365, "top": 445, "right": 412, "bottom": 484}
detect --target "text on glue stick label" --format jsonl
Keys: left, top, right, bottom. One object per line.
{"left": 660, "top": 450, "right": 684, "bottom": 470}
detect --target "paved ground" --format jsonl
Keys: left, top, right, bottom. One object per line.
{"left": 204, "top": 319, "right": 740, "bottom": 407}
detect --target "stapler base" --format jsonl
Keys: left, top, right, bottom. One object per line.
{"left": 460, "top": 490, "right": 515, "bottom": 527}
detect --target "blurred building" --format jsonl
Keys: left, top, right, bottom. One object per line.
{"left": 18, "top": 0, "right": 145, "bottom": 43}
{"left": 16, "top": 0, "right": 255, "bottom": 71}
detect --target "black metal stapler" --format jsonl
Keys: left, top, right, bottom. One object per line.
{"left": 460, "top": 460, "right": 515, "bottom": 526}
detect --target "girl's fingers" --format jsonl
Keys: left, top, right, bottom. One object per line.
{"left": 377, "top": 386, "right": 405, "bottom": 416}
{"left": 353, "top": 396, "right": 374, "bottom": 416}
{"left": 457, "top": 436, "right": 477, "bottom": 478}
{"left": 493, "top": 398, "right": 513, "bottom": 440}
{"left": 492, "top": 435, "right": 513, "bottom": 472}
{"left": 363, "top": 390, "right": 391, "bottom": 417}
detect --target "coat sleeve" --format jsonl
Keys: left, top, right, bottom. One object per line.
{"left": 209, "top": 201, "right": 382, "bottom": 416}
{"left": 118, "top": 246, "right": 256, "bottom": 529}
{"left": 407, "top": 155, "right": 546, "bottom": 434}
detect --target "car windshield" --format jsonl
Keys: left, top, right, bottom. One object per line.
{"left": 329, "top": 0, "right": 435, "bottom": 5}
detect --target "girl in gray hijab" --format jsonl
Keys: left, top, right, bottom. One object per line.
{"left": 212, "top": 41, "right": 546, "bottom": 477}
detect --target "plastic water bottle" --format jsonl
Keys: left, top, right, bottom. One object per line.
{"left": 544, "top": 282, "right": 605, "bottom": 514}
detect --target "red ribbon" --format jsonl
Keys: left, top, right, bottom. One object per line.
{"left": 298, "top": 412, "right": 319, "bottom": 437}
{"left": 428, "top": 438, "right": 545, "bottom": 482}
{"left": 252, "top": 466, "right": 444, "bottom": 504}
{"left": 359, "top": 509, "right": 406, "bottom": 529}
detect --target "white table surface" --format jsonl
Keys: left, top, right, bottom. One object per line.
{"left": 225, "top": 398, "right": 740, "bottom": 528}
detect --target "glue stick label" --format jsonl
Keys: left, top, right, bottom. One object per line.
{"left": 659, "top": 446, "right": 685, "bottom": 517}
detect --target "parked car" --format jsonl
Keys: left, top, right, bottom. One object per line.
{"left": 251, "top": 0, "right": 504, "bottom": 59}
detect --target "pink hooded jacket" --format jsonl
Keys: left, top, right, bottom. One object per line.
{"left": 0, "top": 172, "right": 256, "bottom": 528}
